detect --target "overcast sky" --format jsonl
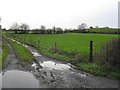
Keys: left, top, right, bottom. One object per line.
{"left": 0, "top": 0, "right": 119, "bottom": 29}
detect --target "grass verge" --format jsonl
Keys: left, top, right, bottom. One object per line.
{"left": 0, "top": 52, "right": 2, "bottom": 68}
{"left": 2, "top": 41, "right": 9, "bottom": 68}
{"left": 77, "top": 62, "right": 120, "bottom": 79}
{"left": 4, "top": 36, "right": 34, "bottom": 65}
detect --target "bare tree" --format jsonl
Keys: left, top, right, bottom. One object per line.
{"left": 52, "top": 26, "right": 56, "bottom": 34}
{"left": 10, "top": 23, "right": 20, "bottom": 34}
{"left": 20, "top": 23, "right": 29, "bottom": 30}
{"left": 40, "top": 25, "right": 46, "bottom": 30}
{"left": 95, "top": 26, "right": 99, "bottom": 28}
{"left": 20, "top": 23, "right": 30, "bottom": 34}
{"left": 10, "top": 23, "right": 20, "bottom": 30}
{"left": 56, "top": 27, "right": 63, "bottom": 34}
{"left": 78, "top": 23, "right": 87, "bottom": 30}
{"left": 40, "top": 25, "right": 46, "bottom": 34}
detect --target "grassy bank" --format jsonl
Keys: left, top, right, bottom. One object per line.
{"left": 0, "top": 52, "right": 2, "bottom": 68}
{"left": 78, "top": 63, "right": 120, "bottom": 79}
{"left": 0, "top": 43, "right": 2, "bottom": 67}
{"left": 89, "top": 28, "right": 119, "bottom": 33}
{"left": 2, "top": 41, "right": 9, "bottom": 68}
{"left": 4, "top": 36, "right": 34, "bottom": 65}
{"left": 6, "top": 33, "right": 119, "bottom": 79}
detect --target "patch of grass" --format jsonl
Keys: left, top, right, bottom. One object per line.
{"left": 89, "top": 28, "right": 119, "bottom": 33}
{"left": 2, "top": 41, "right": 9, "bottom": 67}
{"left": 0, "top": 52, "right": 2, "bottom": 68}
{"left": 4, "top": 37, "right": 34, "bottom": 65}
{"left": 77, "top": 63, "right": 120, "bottom": 79}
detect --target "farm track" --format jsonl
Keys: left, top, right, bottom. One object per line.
{"left": 2, "top": 37, "right": 119, "bottom": 88}
{"left": 2, "top": 39, "right": 33, "bottom": 71}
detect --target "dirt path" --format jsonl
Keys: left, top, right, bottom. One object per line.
{"left": 2, "top": 40, "right": 32, "bottom": 71}
{"left": 25, "top": 43, "right": 119, "bottom": 88}
{"left": 2, "top": 37, "right": 119, "bottom": 88}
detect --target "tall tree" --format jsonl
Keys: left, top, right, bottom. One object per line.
{"left": 52, "top": 26, "right": 56, "bottom": 34}
{"left": 40, "top": 25, "right": 46, "bottom": 34}
{"left": 10, "top": 23, "right": 20, "bottom": 30}
{"left": 40, "top": 25, "right": 46, "bottom": 30}
{"left": 10, "top": 23, "right": 20, "bottom": 34}
{"left": 78, "top": 23, "right": 87, "bottom": 30}
{"left": 20, "top": 23, "right": 29, "bottom": 30}
{"left": 20, "top": 23, "right": 30, "bottom": 34}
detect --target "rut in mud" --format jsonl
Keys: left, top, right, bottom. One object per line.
{"left": 2, "top": 37, "right": 119, "bottom": 88}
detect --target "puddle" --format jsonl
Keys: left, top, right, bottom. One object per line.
{"left": 32, "top": 52, "right": 42, "bottom": 56}
{"left": 16, "top": 41, "right": 21, "bottom": 44}
{"left": 9, "top": 38, "right": 21, "bottom": 45}
{"left": 40, "top": 61, "right": 71, "bottom": 70}
{"left": 11, "top": 39, "right": 15, "bottom": 42}
{"left": 79, "top": 73, "right": 86, "bottom": 77}
{"left": 2, "top": 70, "right": 39, "bottom": 88}
{"left": 31, "top": 62, "right": 39, "bottom": 69}
{"left": 22, "top": 44, "right": 28, "bottom": 48}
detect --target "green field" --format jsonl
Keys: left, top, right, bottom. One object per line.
{"left": 6, "top": 33, "right": 119, "bottom": 78}
{"left": 89, "top": 28, "right": 119, "bottom": 33}
{"left": 9, "top": 33, "right": 118, "bottom": 60}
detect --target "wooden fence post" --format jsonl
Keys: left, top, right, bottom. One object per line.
{"left": 90, "top": 41, "right": 93, "bottom": 62}
{"left": 24, "top": 37, "right": 25, "bottom": 43}
{"left": 38, "top": 38, "right": 40, "bottom": 47}
{"left": 55, "top": 42, "right": 56, "bottom": 53}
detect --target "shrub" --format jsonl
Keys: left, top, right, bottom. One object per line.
{"left": 97, "top": 38, "right": 120, "bottom": 71}
{"left": 105, "top": 38, "right": 119, "bottom": 71}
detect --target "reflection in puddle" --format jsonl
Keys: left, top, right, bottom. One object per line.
{"left": 11, "top": 39, "right": 15, "bottom": 42}
{"left": 31, "top": 62, "right": 38, "bottom": 69}
{"left": 2, "top": 70, "right": 39, "bottom": 88}
{"left": 40, "top": 61, "right": 71, "bottom": 70}
{"left": 11, "top": 39, "right": 21, "bottom": 44}
{"left": 32, "top": 52, "right": 42, "bottom": 56}
{"left": 22, "top": 44, "right": 28, "bottom": 48}
{"left": 16, "top": 41, "right": 21, "bottom": 44}
{"left": 79, "top": 73, "right": 86, "bottom": 77}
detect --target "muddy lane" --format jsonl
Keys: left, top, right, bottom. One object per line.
{"left": 23, "top": 41, "right": 119, "bottom": 88}
{"left": 3, "top": 37, "right": 119, "bottom": 88}
{"left": 2, "top": 40, "right": 40, "bottom": 88}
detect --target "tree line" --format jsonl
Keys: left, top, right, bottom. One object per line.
{"left": 3, "top": 22, "right": 118, "bottom": 34}
{"left": 5, "top": 22, "right": 89, "bottom": 34}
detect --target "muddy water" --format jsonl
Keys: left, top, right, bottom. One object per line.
{"left": 40, "top": 61, "right": 71, "bottom": 70}
{"left": 2, "top": 70, "right": 39, "bottom": 88}
{"left": 31, "top": 51, "right": 42, "bottom": 57}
